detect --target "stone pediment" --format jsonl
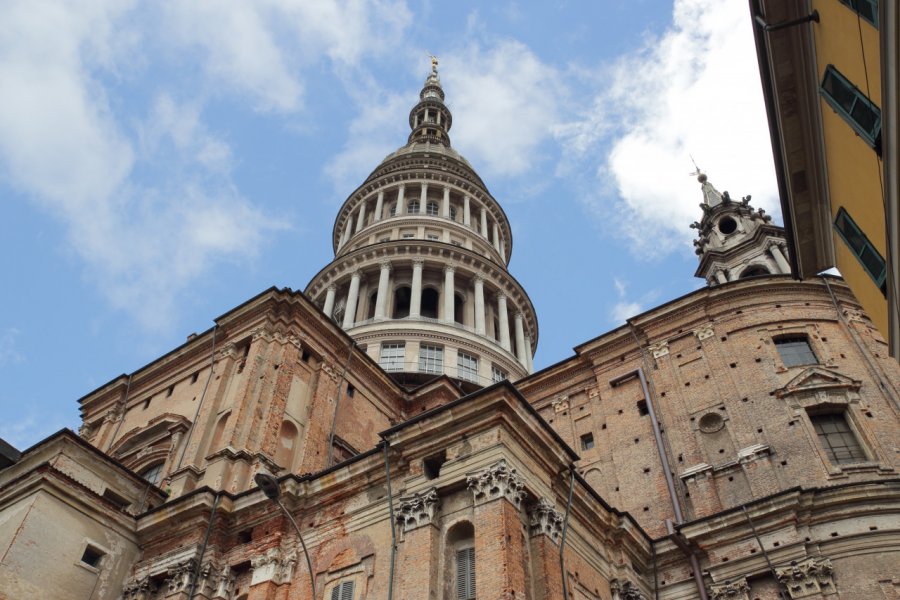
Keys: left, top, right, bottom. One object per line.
{"left": 110, "top": 413, "right": 191, "bottom": 458}
{"left": 775, "top": 367, "right": 861, "bottom": 398}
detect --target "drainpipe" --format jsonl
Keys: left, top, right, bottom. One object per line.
{"left": 559, "top": 467, "right": 576, "bottom": 600}
{"left": 327, "top": 339, "right": 356, "bottom": 467}
{"left": 186, "top": 492, "right": 221, "bottom": 599}
{"left": 381, "top": 438, "right": 397, "bottom": 600}
{"left": 106, "top": 373, "right": 133, "bottom": 452}
{"left": 176, "top": 325, "right": 218, "bottom": 472}
{"left": 613, "top": 331, "right": 710, "bottom": 600}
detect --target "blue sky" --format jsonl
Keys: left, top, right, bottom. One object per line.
{"left": 0, "top": 0, "right": 779, "bottom": 449}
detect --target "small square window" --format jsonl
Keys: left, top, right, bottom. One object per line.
{"left": 580, "top": 433, "right": 595, "bottom": 451}
{"left": 637, "top": 400, "right": 649, "bottom": 416}
{"left": 346, "top": 383, "right": 355, "bottom": 398}
{"left": 379, "top": 343, "right": 405, "bottom": 372}
{"left": 491, "top": 365, "right": 508, "bottom": 383}
{"left": 774, "top": 336, "right": 818, "bottom": 367}
{"left": 457, "top": 352, "right": 478, "bottom": 383}
{"left": 418, "top": 344, "right": 443, "bottom": 375}
{"left": 80, "top": 545, "right": 104, "bottom": 569}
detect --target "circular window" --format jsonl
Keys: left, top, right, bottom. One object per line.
{"left": 718, "top": 217, "right": 737, "bottom": 235}
{"left": 698, "top": 413, "right": 725, "bottom": 433}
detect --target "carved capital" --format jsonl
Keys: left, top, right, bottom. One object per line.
{"left": 529, "top": 498, "right": 563, "bottom": 543}
{"left": 379, "top": 259, "right": 393, "bottom": 271}
{"left": 411, "top": 257, "right": 425, "bottom": 268}
{"left": 216, "top": 342, "right": 238, "bottom": 361}
{"left": 775, "top": 557, "right": 835, "bottom": 598}
{"left": 466, "top": 459, "right": 526, "bottom": 509}
{"left": 121, "top": 575, "right": 157, "bottom": 600}
{"left": 711, "top": 578, "right": 750, "bottom": 600}
{"left": 610, "top": 578, "right": 647, "bottom": 600}
{"left": 649, "top": 340, "right": 669, "bottom": 358}
{"left": 78, "top": 421, "right": 96, "bottom": 441}
{"left": 327, "top": 283, "right": 337, "bottom": 292}
{"left": 396, "top": 487, "right": 440, "bottom": 532}
{"left": 251, "top": 547, "right": 297, "bottom": 586}
{"left": 165, "top": 558, "right": 197, "bottom": 594}
{"left": 694, "top": 323, "right": 715, "bottom": 341}
{"left": 444, "top": 264, "right": 456, "bottom": 275}
{"left": 473, "top": 272, "right": 485, "bottom": 283}
{"left": 320, "top": 361, "right": 340, "bottom": 383}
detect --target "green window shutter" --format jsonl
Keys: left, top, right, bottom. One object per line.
{"left": 820, "top": 65, "right": 882, "bottom": 150}
{"left": 833, "top": 208, "right": 887, "bottom": 291}
{"left": 456, "top": 547, "right": 475, "bottom": 599}
{"left": 340, "top": 581, "right": 355, "bottom": 600}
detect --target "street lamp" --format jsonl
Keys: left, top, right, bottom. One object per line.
{"left": 254, "top": 473, "right": 317, "bottom": 598}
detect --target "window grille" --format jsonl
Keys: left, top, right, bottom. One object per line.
{"left": 456, "top": 547, "right": 476, "bottom": 600}
{"left": 820, "top": 65, "right": 881, "bottom": 149}
{"left": 426, "top": 234, "right": 440, "bottom": 241}
{"left": 419, "top": 345, "right": 443, "bottom": 374}
{"left": 834, "top": 207, "right": 887, "bottom": 291}
{"left": 774, "top": 336, "right": 818, "bottom": 367}
{"left": 330, "top": 581, "right": 355, "bottom": 600}
{"left": 407, "top": 200, "right": 420, "bottom": 214}
{"left": 457, "top": 352, "right": 478, "bottom": 382}
{"left": 426, "top": 201, "right": 439, "bottom": 216}
{"left": 491, "top": 365, "right": 508, "bottom": 383}
{"left": 450, "top": 206, "right": 457, "bottom": 220}
{"left": 810, "top": 413, "right": 867, "bottom": 464}
{"left": 140, "top": 463, "right": 164, "bottom": 485}
{"left": 380, "top": 343, "right": 405, "bottom": 372}
{"left": 389, "top": 203, "right": 397, "bottom": 216}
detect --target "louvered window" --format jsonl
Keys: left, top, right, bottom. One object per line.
{"left": 330, "top": 581, "right": 354, "bottom": 600}
{"left": 456, "top": 547, "right": 476, "bottom": 600}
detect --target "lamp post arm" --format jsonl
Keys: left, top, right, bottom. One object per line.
{"left": 277, "top": 498, "right": 317, "bottom": 598}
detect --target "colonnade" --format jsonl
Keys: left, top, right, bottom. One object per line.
{"left": 337, "top": 182, "right": 506, "bottom": 257}
{"left": 322, "top": 260, "right": 533, "bottom": 371}
{"left": 710, "top": 241, "right": 792, "bottom": 284}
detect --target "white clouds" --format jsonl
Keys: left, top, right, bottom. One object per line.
{"left": 559, "top": 0, "right": 778, "bottom": 258}
{"left": 443, "top": 40, "right": 563, "bottom": 178}
{"left": 609, "top": 278, "right": 642, "bottom": 324}
{"left": 163, "top": 0, "right": 412, "bottom": 113}
{"left": 0, "top": 0, "right": 280, "bottom": 331}
{"left": 0, "top": 328, "right": 24, "bottom": 367}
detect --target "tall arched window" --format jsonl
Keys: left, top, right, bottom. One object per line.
{"left": 407, "top": 200, "right": 420, "bottom": 214}
{"left": 393, "top": 286, "right": 411, "bottom": 318}
{"left": 454, "top": 293, "right": 465, "bottom": 325}
{"left": 275, "top": 421, "right": 298, "bottom": 468}
{"left": 140, "top": 463, "right": 164, "bottom": 486}
{"left": 426, "top": 201, "right": 439, "bottom": 216}
{"left": 449, "top": 206, "right": 457, "bottom": 221}
{"left": 366, "top": 291, "right": 378, "bottom": 320}
{"left": 445, "top": 521, "right": 475, "bottom": 600}
{"left": 421, "top": 288, "right": 439, "bottom": 319}
{"left": 388, "top": 202, "right": 397, "bottom": 217}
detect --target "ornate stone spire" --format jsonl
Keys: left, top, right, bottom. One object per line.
{"left": 407, "top": 56, "right": 452, "bottom": 146}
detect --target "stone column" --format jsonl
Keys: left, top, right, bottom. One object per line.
{"left": 464, "top": 195, "right": 471, "bottom": 226}
{"left": 497, "top": 293, "right": 511, "bottom": 351}
{"left": 323, "top": 285, "right": 337, "bottom": 318}
{"left": 420, "top": 182, "right": 428, "bottom": 214}
{"left": 398, "top": 184, "right": 406, "bottom": 214}
{"left": 769, "top": 243, "right": 791, "bottom": 273}
{"left": 493, "top": 222, "right": 501, "bottom": 253}
{"left": 395, "top": 489, "right": 441, "bottom": 600}
{"left": 474, "top": 274, "right": 486, "bottom": 335}
{"left": 342, "top": 271, "right": 361, "bottom": 329}
{"left": 374, "top": 260, "right": 392, "bottom": 319}
{"left": 467, "top": 460, "right": 529, "bottom": 600}
{"left": 341, "top": 219, "right": 353, "bottom": 248}
{"left": 529, "top": 498, "right": 564, "bottom": 600}
{"left": 442, "top": 186, "right": 450, "bottom": 218}
{"left": 410, "top": 258, "right": 424, "bottom": 318}
{"left": 480, "top": 207, "right": 489, "bottom": 237}
{"left": 443, "top": 265, "right": 455, "bottom": 323}
{"left": 514, "top": 312, "right": 527, "bottom": 367}
{"left": 374, "top": 191, "right": 384, "bottom": 222}
{"left": 499, "top": 236, "right": 506, "bottom": 258}
{"left": 714, "top": 268, "right": 728, "bottom": 284}
{"left": 524, "top": 334, "right": 534, "bottom": 373}
{"left": 355, "top": 201, "right": 367, "bottom": 232}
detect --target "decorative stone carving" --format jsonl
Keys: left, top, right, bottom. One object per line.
{"left": 529, "top": 497, "right": 563, "bottom": 543}
{"left": 551, "top": 396, "right": 569, "bottom": 413}
{"left": 466, "top": 459, "right": 527, "bottom": 509}
{"left": 694, "top": 323, "right": 715, "bottom": 341}
{"left": 711, "top": 578, "right": 751, "bottom": 600}
{"left": 610, "top": 578, "right": 647, "bottom": 600}
{"left": 775, "top": 557, "right": 835, "bottom": 598}
{"left": 250, "top": 547, "right": 298, "bottom": 586}
{"left": 320, "top": 361, "right": 341, "bottom": 383}
{"left": 395, "top": 487, "right": 440, "bottom": 531}
{"left": 649, "top": 341, "right": 669, "bottom": 358}
{"left": 78, "top": 421, "right": 95, "bottom": 441}
{"left": 121, "top": 575, "right": 156, "bottom": 600}
{"left": 216, "top": 342, "right": 238, "bottom": 362}
{"left": 165, "top": 558, "right": 197, "bottom": 594}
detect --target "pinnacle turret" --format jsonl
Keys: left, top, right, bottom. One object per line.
{"left": 408, "top": 56, "right": 452, "bottom": 146}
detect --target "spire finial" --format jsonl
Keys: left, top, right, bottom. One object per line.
{"left": 430, "top": 54, "right": 439, "bottom": 75}
{"left": 689, "top": 155, "right": 707, "bottom": 183}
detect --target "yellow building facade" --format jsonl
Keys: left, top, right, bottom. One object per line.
{"left": 751, "top": 0, "right": 899, "bottom": 360}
